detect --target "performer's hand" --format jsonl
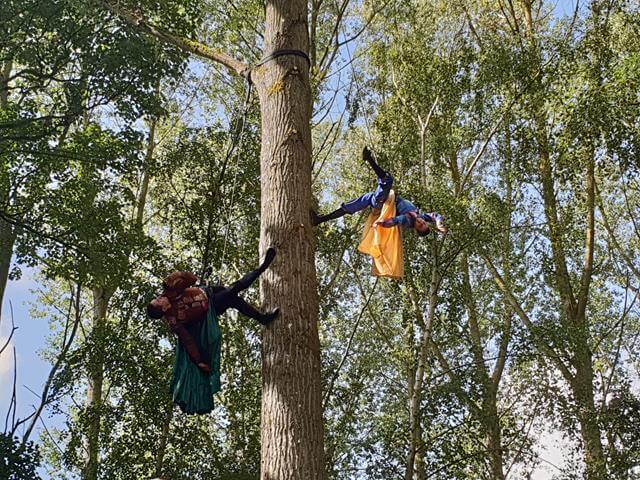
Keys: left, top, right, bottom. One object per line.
{"left": 197, "top": 362, "right": 211, "bottom": 374}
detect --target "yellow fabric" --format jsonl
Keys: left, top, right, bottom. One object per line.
{"left": 357, "top": 190, "right": 404, "bottom": 279}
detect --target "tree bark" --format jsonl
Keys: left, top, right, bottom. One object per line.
{"left": 0, "top": 222, "right": 16, "bottom": 322}
{"left": 154, "top": 404, "right": 173, "bottom": 478}
{"left": 0, "top": 60, "right": 11, "bottom": 108}
{"left": 84, "top": 286, "right": 110, "bottom": 480}
{"left": 405, "top": 254, "right": 439, "bottom": 480}
{"left": 0, "top": 60, "right": 15, "bottom": 323}
{"left": 253, "top": 1, "right": 325, "bottom": 479}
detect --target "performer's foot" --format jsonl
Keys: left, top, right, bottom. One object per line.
{"left": 259, "top": 308, "right": 280, "bottom": 325}
{"left": 263, "top": 247, "right": 276, "bottom": 268}
{"left": 310, "top": 209, "right": 321, "bottom": 226}
{"left": 311, "top": 207, "right": 347, "bottom": 226}
{"left": 197, "top": 362, "right": 211, "bottom": 374}
{"left": 363, "top": 146, "right": 388, "bottom": 179}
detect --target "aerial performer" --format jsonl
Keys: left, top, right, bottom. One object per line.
{"left": 147, "top": 247, "right": 279, "bottom": 414}
{"left": 312, "top": 148, "right": 447, "bottom": 278}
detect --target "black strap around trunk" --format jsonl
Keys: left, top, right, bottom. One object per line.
{"left": 254, "top": 49, "right": 311, "bottom": 69}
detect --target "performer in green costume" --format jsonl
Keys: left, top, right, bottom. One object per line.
{"left": 147, "top": 248, "right": 278, "bottom": 414}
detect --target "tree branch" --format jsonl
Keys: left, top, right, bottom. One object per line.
{"left": 95, "top": 0, "right": 250, "bottom": 77}
{"left": 481, "top": 252, "right": 575, "bottom": 383}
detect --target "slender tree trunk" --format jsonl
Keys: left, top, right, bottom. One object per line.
{"left": 253, "top": 1, "right": 325, "bottom": 479}
{"left": 537, "top": 115, "right": 605, "bottom": 477}
{"left": 405, "top": 259, "right": 439, "bottom": 480}
{"left": 483, "top": 389, "right": 506, "bottom": 480}
{"left": 136, "top": 118, "right": 157, "bottom": 226}
{"left": 84, "top": 287, "right": 111, "bottom": 480}
{"left": 0, "top": 224, "right": 16, "bottom": 321}
{"left": 0, "top": 60, "right": 11, "bottom": 108}
{"left": 0, "top": 60, "right": 15, "bottom": 322}
{"left": 572, "top": 336, "right": 605, "bottom": 478}
{"left": 154, "top": 404, "right": 173, "bottom": 478}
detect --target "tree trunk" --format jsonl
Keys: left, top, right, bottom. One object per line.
{"left": 84, "top": 286, "right": 111, "bottom": 480}
{"left": 253, "top": 1, "right": 325, "bottom": 479}
{"left": 483, "top": 390, "right": 506, "bottom": 480}
{"left": 0, "top": 60, "right": 15, "bottom": 322}
{"left": 0, "top": 222, "right": 16, "bottom": 321}
{"left": 405, "top": 259, "right": 439, "bottom": 480}
{"left": 135, "top": 118, "right": 156, "bottom": 226}
{"left": 154, "top": 404, "right": 173, "bottom": 478}
{"left": 0, "top": 60, "right": 11, "bottom": 108}
{"left": 572, "top": 338, "right": 605, "bottom": 479}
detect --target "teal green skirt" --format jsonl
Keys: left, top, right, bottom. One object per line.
{"left": 170, "top": 292, "right": 221, "bottom": 415}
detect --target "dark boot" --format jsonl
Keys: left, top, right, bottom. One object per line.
{"left": 260, "top": 247, "right": 276, "bottom": 271}
{"left": 363, "top": 147, "right": 388, "bottom": 179}
{"left": 311, "top": 207, "right": 347, "bottom": 226}
{"left": 257, "top": 308, "right": 280, "bottom": 326}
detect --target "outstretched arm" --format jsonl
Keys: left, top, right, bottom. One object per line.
{"left": 374, "top": 215, "right": 409, "bottom": 228}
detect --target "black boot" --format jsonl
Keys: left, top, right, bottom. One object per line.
{"left": 311, "top": 207, "right": 347, "bottom": 226}
{"left": 257, "top": 308, "right": 280, "bottom": 326}
{"left": 260, "top": 247, "right": 276, "bottom": 272}
{"left": 363, "top": 147, "right": 388, "bottom": 179}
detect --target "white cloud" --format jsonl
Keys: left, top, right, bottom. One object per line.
{"left": 531, "top": 429, "right": 572, "bottom": 480}
{"left": 0, "top": 334, "right": 15, "bottom": 387}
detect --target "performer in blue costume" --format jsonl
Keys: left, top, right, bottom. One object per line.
{"left": 312, "top": 148, "right": 447, "bottom": 236}
{"left": 147, "top": 248, "right": 278, "bottom": 414}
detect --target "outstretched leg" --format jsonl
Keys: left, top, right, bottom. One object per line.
{"left": 312, "top": 148, "right": 390, "bottom": 227}
{"left": 231, "top": 295, "right": 279, "bottom": 325}
{"left": 363, "top": 147, "right": 388, "bottom": 179}
{"left": 311, "top": 207, "right": 347, "bottom": 226}
{"left": 227, "top": 247, "right": 276, "bottom": 295}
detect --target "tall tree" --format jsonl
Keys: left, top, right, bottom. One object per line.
{"left": 95, "top": 0, "right": 326, "bottom": 477}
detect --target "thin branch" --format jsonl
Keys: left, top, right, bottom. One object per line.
{"left": 323, "top": 277, "right": 378, "bottom": 408}
{"left": 22, "top": 283, "right": 82, "bottom": 444}
{"left": 596, "top": 185, "right": 640, "bottom": 284}
{"left": 0, "top": 302, "right": 17, "bottom": 357}
{"left": 459, "top": 97, "right": 517, "bottom": 191}
{"left": 5, "top": 346, "right": 17, "bottom": 434}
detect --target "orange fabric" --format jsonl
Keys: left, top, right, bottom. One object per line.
{"left": 357, "top": 190, "right": 404, "bottom": 279}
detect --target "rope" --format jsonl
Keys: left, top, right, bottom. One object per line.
{"left": 341, "top": 27, "right": 375, "bottom": 147}
{"left": 203, "top": 78, "right": 254, "bottom": 284}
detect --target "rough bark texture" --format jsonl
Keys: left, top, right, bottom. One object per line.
{"left": 253, "top": 1, "right": 325, "bottom": 479}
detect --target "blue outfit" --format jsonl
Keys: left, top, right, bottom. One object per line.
{"left": 341, "top": 175, "right": 443, "bottom": 229}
